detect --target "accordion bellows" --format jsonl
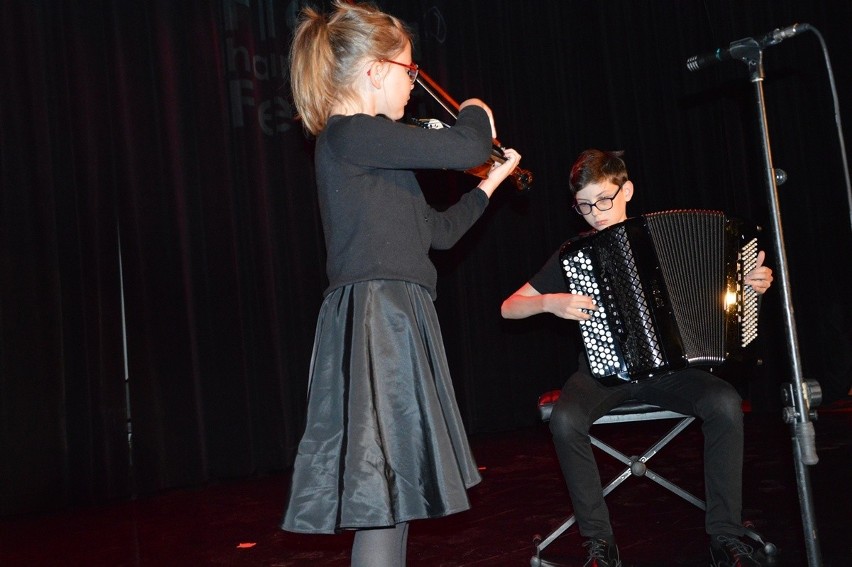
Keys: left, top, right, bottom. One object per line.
{"left": 560, "top": 210, "right": 760, "bottom": 385}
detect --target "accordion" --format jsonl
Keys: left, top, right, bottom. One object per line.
{"left": 560, "top": 210, "right": 760, "bottom": 385}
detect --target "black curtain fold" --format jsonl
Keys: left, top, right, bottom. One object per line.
{"left": 1, "top": 0, "right": 850, "bottom": 517}
{"left": 0, "top": 0, "right": 322, "bottom": 515}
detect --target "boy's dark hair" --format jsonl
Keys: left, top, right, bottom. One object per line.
{"left": 569, "top": 149, "right": 629, "bottom": 195}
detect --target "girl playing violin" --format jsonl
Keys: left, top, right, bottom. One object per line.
{"left": 281, "top": 2, "right": 520, "bottom": 565}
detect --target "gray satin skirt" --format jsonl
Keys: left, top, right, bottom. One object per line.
{"left": 281, "top": 280, "right": 481, "bottom": 534}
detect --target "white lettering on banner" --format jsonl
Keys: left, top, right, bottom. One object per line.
{"left": 225, "top": 37, "right": 287, "bottom": 79}
{"left": 223, "top": 0, "right": 294, "bottom": 135}
{"left": 258, "top": 97, "right": 291, "bottom": 135}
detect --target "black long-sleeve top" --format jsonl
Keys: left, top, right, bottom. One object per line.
{"left": 315, "top": 106, "right": 493, "bottom": 299}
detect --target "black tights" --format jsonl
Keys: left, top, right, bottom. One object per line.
{"left": 351, "top": 522, "right": 410, "bottom": 567}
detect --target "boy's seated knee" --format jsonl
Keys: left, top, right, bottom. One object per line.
{"left": 549, "top": 405, "right": 591, "bottom": 439}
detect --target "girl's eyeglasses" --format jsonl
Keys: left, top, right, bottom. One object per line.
{"left": 379, "top": 59, "right": 419, "bottom": 84}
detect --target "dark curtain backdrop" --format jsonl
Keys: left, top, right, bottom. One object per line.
{"left": 1, "top": 0, "right": 850, "bottom": 517}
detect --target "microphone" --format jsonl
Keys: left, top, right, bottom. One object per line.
{"left": 685, "top": 47, "right": 733, "bottom": 72}
{"left": 686, "top": 23, "right": 811, "bottom": 72}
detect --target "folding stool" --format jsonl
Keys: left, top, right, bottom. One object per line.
{"left": 531, "top": 389, "right": 775, "bottom": 566}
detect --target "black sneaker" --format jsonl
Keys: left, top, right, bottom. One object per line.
{"left": 710, "top": 534, "right": 762, "bottom": 566}
{"left": 582, "top": 538, "right": 622, "bottom": 567}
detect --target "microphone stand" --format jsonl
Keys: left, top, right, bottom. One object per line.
{"left": 730, "top": 37, "right": 823, "bottom": 567}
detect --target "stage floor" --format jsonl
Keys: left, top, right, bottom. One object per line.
{"left": 2, "top": 400, "right": 850, "bottom": 566}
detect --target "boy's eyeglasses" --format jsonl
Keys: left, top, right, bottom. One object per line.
{"left": 573, "top": 184, "right": 624, "bottom": 215}
{"left": 379, "top": 59, "right": 419, "bottom": 84}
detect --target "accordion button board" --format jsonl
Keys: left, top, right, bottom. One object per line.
{"left": 560, "top": 210, "right": 761, "bottom": 385}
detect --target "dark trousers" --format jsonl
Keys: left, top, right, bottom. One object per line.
{"left": 548, "top": 365, "right": 745, "bottom": 540}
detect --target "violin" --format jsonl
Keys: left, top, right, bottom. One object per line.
{"left": 411, "top": 70, "right": 533, "bottom": 193}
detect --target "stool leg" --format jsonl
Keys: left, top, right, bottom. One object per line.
{"left": 592, "top": 417, "right": 707, "bottom": 510}
{"left": 534, "top": 514, "right": 578, "bottom": 554}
